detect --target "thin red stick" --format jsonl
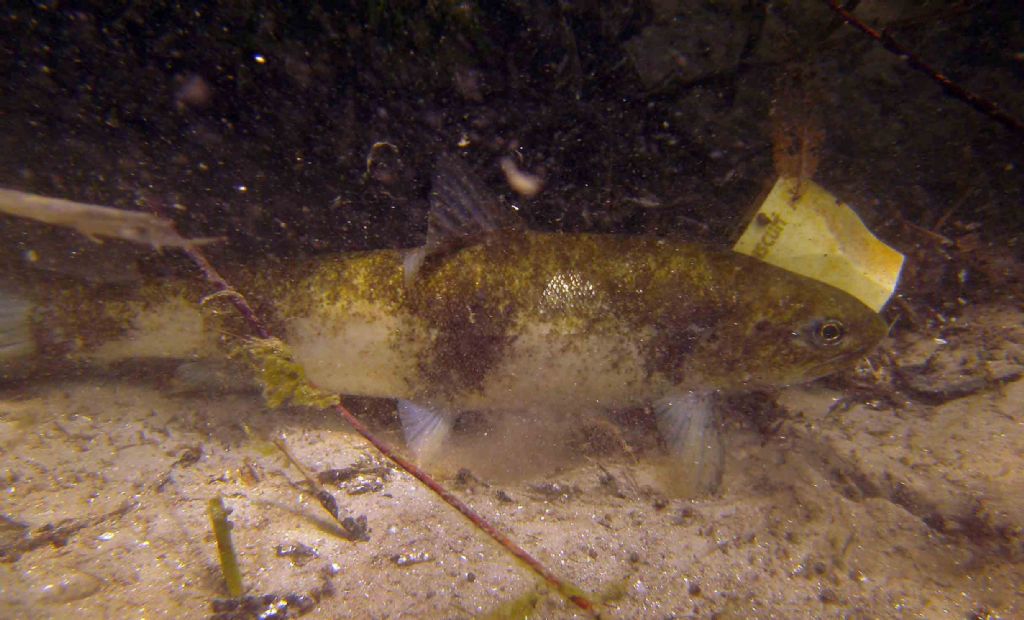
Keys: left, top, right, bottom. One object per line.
{"left": 179, "top": 243, "right": 596, "bottom": 614}
{"left": 182, "top": 245, "right": 271, "bottom": 340}
{"left": 824, "top": 0, "right": 1024, "bottom": 136}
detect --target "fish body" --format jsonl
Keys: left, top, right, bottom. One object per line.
{"left": 0, "top": 157, "right": 887, "bottom": 494}
{"left": 271, "top": 170, "right": 886, "bottom": 496}
{"left": 277, "top": 231, "right": 884, "bottom": 413}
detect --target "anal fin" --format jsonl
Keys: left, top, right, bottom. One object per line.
{"left": 397, "top": 400, "right": 455, "bottom": 462}
{"left": 655, "top": 391, "right": 724, "bottom": 497}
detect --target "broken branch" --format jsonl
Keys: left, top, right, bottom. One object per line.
{"left": 823, "top": 0, "right": 1024, "bottom": 136}
{"left": 0, "top": 187, "right": 220, "bottom": 249}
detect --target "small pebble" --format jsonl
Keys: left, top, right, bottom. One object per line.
{"left": 818, "top": 586, "right": 838, "bottom": 604}
{"left": 276, "top": 542, "right": 319, "bottom": 566}
{"left": 344, "top": 475, "right": 385, "bottom": 495}
{"left": 39, "top": 571, "right": 102, "bottom": 603}
{"left": 392, "top": 551, "right": 432, "bottom": 567}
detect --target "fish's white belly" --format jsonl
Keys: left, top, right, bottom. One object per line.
{"left": 288, "top": 308, "right": 661, "bottom": 414}
{"left": 287, "top": 307, "right": 420, "bottom": 399}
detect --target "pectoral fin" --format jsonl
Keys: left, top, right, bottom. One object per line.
{"left": 397, "top": 399, "right": 455, "bottom": 461}
{"left": 655, "top": 391, "right": 724, "bottom": 496}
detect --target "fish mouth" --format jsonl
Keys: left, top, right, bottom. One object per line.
{"left": 802, "top": 349, "right": 869, "bottom": 382}
{"left": 741, "top": 352, "right": 857, "bottom": 390}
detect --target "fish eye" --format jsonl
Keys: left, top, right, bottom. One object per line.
{"left": 812, "top": 319, "right": 845, "bottom": 346}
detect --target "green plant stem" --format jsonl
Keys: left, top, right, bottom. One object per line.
{"left": 208, "top": 496, "right": 244, "bottom": 597}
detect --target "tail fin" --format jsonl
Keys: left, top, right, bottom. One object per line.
{"left": 0, "top": 288, "right": 35, "bottom": 375}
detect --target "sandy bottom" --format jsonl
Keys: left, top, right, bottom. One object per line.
{"left": 1, "top": 304, "right": 1022, "bottom": 619}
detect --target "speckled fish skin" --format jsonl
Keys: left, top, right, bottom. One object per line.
{"left": 274, "top": 230, "right": 887, "bottom": 413}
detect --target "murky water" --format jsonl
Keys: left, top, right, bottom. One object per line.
{"left": 1, "top": 3, "right": 1022, "bottom": 618}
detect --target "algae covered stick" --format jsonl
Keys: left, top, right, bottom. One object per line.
{"left": 169, "top": 231, "right": 597, "bottom": 614}
{"left": 208, "top": 496, "right": 244, "bottom": 597}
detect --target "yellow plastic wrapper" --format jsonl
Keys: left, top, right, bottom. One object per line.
{"left": 734, "top": 177, "right": 903, "bottom": 312}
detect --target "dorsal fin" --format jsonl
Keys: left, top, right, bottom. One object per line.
{"left": 404, "top": 155, "right": 525, "bottom": 285}
{"left": 427, "top": 154, "right": 523, "bottom": 243}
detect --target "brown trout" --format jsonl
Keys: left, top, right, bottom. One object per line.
{"left": 0, "top": 157, "right": 887, "bottom": 494}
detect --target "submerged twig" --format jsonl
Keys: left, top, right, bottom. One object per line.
{"left": 327, "top": 401, "right": 595, "bottom": 612}
{"left": 208, "top": 496, "right": 244, "bottom": 597}
{"left": 181, "top": 246, "right": 271, "bottom": 340}
{"left": 272, "top": 438, "right": 369, "bottom": 542}
{"left": 823, "top": 0, "right": 1024, "bottom": 136}
{"left": 0, "top": 188, "right": 220, "bottom": 249}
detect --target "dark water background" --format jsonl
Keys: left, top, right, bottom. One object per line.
{"left": 1, "top": 2, "right": 1020, "bottom": 254}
